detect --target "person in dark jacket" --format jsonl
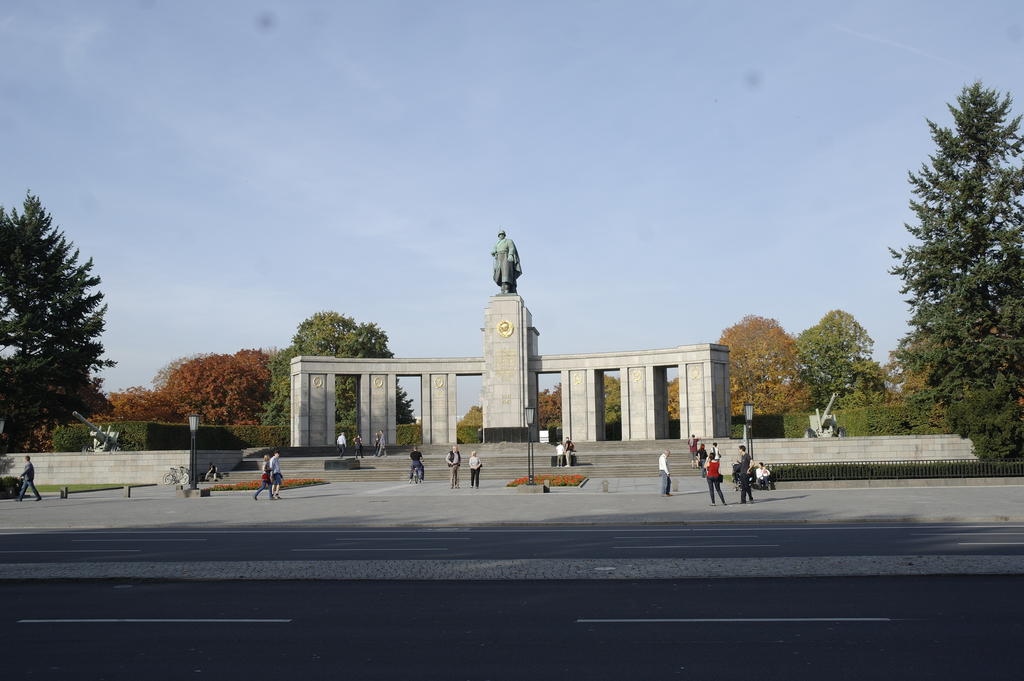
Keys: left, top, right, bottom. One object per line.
{"left": 738, "top": 445, "right": 754, "bottom": 504}
{"left": 18, "top": 455, "right": 42, "bottom": 501}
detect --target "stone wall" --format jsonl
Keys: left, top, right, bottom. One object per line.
{"left": 0, "top": 450, "right": 244, "bottom": 485}
{"left": 733, "top": 434, "right": 975, "bottom": 464}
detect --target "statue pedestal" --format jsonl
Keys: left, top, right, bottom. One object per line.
{"left": 481, "top": 295, "right": 538, "bottom": 443}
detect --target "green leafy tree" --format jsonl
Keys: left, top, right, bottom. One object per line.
{"left": 890, "top": 82, "right": 1024, "bottom": 456}
{"left": 604, "top": 374, "right": 621, "bottom": 424}
{"left": 458, "top": 405, "right": 483, "bottom": 428}
{"left": 719, "top": 315, "right": 810, "bottom": 415}
{"left": 796, "top": 310, "right": 878, "bottom": 406}
{"left": 262, "top": 311, "right": 413, "bottom": 427}
{"left": 0, "top": 194, "right": 114, "bottom": 451}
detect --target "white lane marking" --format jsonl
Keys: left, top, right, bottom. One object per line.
{"left": 72, "top": 539, "right": 209, "bottom": 543}
{"left": 19, "top": 619, "right": 291, "bottom": 624}
{"left": 0, "top": 550, "right": 141, "bottom": 554}
{"left": 577, "top": 617, "right": 892, "bottom": 623}
{"left": 613, "top": 544, "right": 780, "bottom": 549}
{"left": 335, "top": 537, "right": 471, "bottom": 541}
{"left": 958, "top": 542, "right": 1024, "bottom": 546}
{"left": 292, "top": 548, "right": 450, "bottom": 552}
{"left": 615, "top": 535, "right": 759, "bottom": 540}
{"left": 914, "top": 533, "right": 1024, "bottom": 536}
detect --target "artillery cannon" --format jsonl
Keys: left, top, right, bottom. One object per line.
{"left": 71, "top": 411, "right": 120, "bottom": 452}
{"left": 804, "top": 393, "right": 846, "bottom": 438}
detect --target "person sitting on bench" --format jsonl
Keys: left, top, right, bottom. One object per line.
{"left": 204, "top": 462, "right": 220, "bottom": 482}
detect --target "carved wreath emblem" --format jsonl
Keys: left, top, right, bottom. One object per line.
{"left": 496, "top": 320, "right": 514, "bottom": 337}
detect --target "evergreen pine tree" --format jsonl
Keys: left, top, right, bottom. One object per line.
{"left": 0, "top": 194, "right": 114, "bottom": 450}
{"left": 890, "top": 82, "right": 1024, "bottom": 456}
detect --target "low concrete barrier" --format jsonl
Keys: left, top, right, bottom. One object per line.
{"left": 0, "top": 450, "right": 244, "bottom": 485}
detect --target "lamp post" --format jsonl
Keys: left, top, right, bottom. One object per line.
{"left": 188, "top": 414, "right": 200, "bottom": 490}
{"left": 744, "top": 402, "right": 754, "bottom": 462}
{"left": 0, "top": 416, "right": 5, "bottom": 454}
{"left": 524, "top": 406, "right": 536, "bottom": 485}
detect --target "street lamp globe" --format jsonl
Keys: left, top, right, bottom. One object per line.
{"left": 744, "top": 402, "right": 754, "bottom": 424}
{"left": 188, "top": 414, "right": 200, "bottom": 434}
{"left": 524, "top": 406, "right": 536, "bottom": 426}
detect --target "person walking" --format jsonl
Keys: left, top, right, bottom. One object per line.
{"left": 269, "top": 449, "right": 284, "bottom": 500}
{"left": 688, "top": 434, "right": 700, "bottom": 468}
{"left": 16, "top": 455, "right": 42, "bottom": 502}
{"left": 354, "top": 434, "right": 364, "bottom": 458}
{"left": 253, "top": 455, "right": 272, "bottom": 500}
{"left": 705, "top": 453, "right": 727, "bottom": 506}
{"left": 409, "top": 446, "right": 424, "bottom": 483}
{"left": 336, "top": 431, "right": 347, "bottom": 456}
{"left": 738, "top": 445, "right": 754, "bottom": 504}
{"left": 446, "top": 445, "right": 461, "bottom": 489}
{"left": 658, "top": 450, "right": 672, "bottom": 497}
{"left": 468, "top": 451, "right": 482, "bottom": 489}
{"left": 697, "top": 443, "right": 709, "bottom": 478}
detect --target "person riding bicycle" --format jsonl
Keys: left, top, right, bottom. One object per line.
{"left": 409, "top": 447, "right": 424, "bottom": 483}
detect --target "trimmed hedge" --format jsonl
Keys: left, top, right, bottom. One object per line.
{"left": 457, "top": 425, "right": 481, "bottom": 444}
{"left": 772, "top": 460, "right": 1024, "bottom": 481}
{"left": 51, "top": 422, "right": 289, "bottom": 452}
{"left": 0, "top": 476, "right": 21, "bottom": 499}
{"left": 730, "top": 403, "right": 950, "bottom": 439}
{"left": 396, "top": 423, "right": 421, "bottom": 446}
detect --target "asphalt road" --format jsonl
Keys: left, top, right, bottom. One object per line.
{"left": 3, "top": 522, "right": 1024, "bottom": 563}
{"left": 2, "top": 576, "right": 1018, "bottom": 680}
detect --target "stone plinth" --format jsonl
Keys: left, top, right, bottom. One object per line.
{"left": 481, "top": 294, "right": 538, "bottom": 443}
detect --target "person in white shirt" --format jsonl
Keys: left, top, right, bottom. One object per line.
{"left": 468, "top": 452, "right": 482, "bottom": 489}
{"left": 658, "top": 450, "right": 672, "bottom": 496}
{"left": 336, "top": 431, "right": 347, "bottom": 456}
{"left": 555, "top": 442, "right": 566, "bottom": 467}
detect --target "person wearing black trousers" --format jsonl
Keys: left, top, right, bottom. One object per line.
{"left": 738, "top": 445, "right": 754, "bottom": 504}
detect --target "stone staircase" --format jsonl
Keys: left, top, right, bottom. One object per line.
{"left": 227, "top": 441, "right": 703, "bottom": 483}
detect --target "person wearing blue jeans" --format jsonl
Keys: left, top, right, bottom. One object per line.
{"left": 253, "top": 455, "right": 272, "bottom": 500}
{"left": 658, "top": 450, "right": 672, "bottom": 496}
{"left": 17, "top": 456, "right": 42, "bottom": 501}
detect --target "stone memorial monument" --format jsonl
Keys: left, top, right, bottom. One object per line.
{"left": 290, "top": 231, "right": 730, "bottom": 446}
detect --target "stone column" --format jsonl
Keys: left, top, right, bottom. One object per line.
{"left": 566, "top": 369, "right": 588, "bottom": 441}
{"left": 481, "top": 294, "right": 535, "bottom": 442}
{"left": 712, "top": 361, "right": 731, "bottom": 438}
{"left": 588, "top": 368, "right": 603, "bottom": 441}
{"left": 359, "top": 373, "right": 372, "bottom": 444}
{"left": 447, "top": 372, "right": 458, "bottom": 444}
{"left": 560, "top": 369, "right": 571, "bottom": 441}
{"left": 623, "top": 367, "right": 648, "bottom": 440}
{"left": 291, "top": 372, "right": 308, "bottom": 446}
{"left": 682, "top": 363, "right": 707, "bottom": 440}
{"left": 619, "top": 367, "right": 632, "bottom": 441}
{"left": 428, "top": 374, "right": 450, "bottom": 444}
{"left": 420, "top": 373, "right": 433, "bottom": 444}
{"left": 385, "top": 373, "right": 398, "bottom": 447}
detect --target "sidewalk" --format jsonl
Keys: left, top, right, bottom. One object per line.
{"left": 3, "top": 475, "right": 1024, "bottom": 529}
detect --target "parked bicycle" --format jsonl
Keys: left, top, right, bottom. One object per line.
{"left": 162, "top": 465, "right": 191, "bottom": 486}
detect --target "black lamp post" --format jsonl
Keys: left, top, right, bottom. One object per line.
{"left": 524, "top": 406, "right": 536, "bottom": 485}
{"left": 0, "top": 416, "right": 5, "bottom": 454}
{"left": 744, "top": 402, "right": 754, "bottom": 462}
{"left": 188, "top": 414, "right": 200, "bottom": 490}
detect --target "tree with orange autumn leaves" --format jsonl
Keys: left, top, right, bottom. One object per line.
{"left": 106, "top": 349, "right": 271, "bottom": 425}
{"left": 719, "top": 315, "right": 810, "bottom": 415}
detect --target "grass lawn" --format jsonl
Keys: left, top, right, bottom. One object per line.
{"left": 36, "top": 484, "right": 125, "bottom": 492}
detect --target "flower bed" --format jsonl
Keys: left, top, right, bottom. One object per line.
{"left": 208, "top": 478, "right": 327, "bottom": 492}
{"left": 506, "top": 474, "right": 586, "bottom": 487}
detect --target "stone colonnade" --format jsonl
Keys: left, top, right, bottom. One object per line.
{"left": 289, "top": 345, "right": 730, "bottom": 446}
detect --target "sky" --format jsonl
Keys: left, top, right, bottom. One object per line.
{"left": 2, "top": 0, "right": 1023, "bottom": 416}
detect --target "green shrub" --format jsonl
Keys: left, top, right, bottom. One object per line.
{"left": 0, "top": 476, "right": 21, "bottom": 498}
{"left": 396, "top": 423, "right": 421, "bottom": 446}
{"left": 457, "top": 425, "right": 481, "bottom": 444}
{"left": 772, "top": 460, "right": 1024, "bottom": 481}
{"left": 51, "top": 422, "right": 289, "bottom": 451}
{"left": 729, "top": 403, "right": 951, "bottom": 439}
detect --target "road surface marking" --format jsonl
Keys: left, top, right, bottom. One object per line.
{"left": 18, "top": 619, "right": 291, "bottom": 624}
{"left": 958, "top": 542, "right": 1024, "bottom": 546}
{"left": 335, "top": 537, "right": 471, "bottom": 541}
{"left": 0, "top": 550, "right": 140, "bottom": 554}
{"left": 288, "top": 544, "right": 448, "bottom": 548}
{"left": 72, "top": 539, "right": 209, "bottom": 542}
{"left": 613, "top": 544, "right": 780, "bottom": 549}
{"left": 615, "top": 535, "right": 759, "bottom": 540}
{"left": 577, "top": 618, "right": 892, "bottom": 623}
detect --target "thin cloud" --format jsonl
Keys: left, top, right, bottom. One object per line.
{"left": 832, "top": 24, "right": 960, "bottom": 68}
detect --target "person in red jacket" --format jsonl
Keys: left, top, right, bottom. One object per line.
{"left": 705, "top": 453, "right": 727, "bottom": 506}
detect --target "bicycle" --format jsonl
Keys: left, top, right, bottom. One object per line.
{"left": 162, "top": 465, "right": 191, "bottom": 486}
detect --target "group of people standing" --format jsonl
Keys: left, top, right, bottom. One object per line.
{"left": 406, "top": 445, "right": 483, "bottom": 489}
{"left": 335, "top": 431, "right": 383, "bottom": 458}
{"left": 554, "top": 438, "right": 576, "bottom": 467}
{"left": 660, "top": 440, "right": 771, "bottom": 506}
